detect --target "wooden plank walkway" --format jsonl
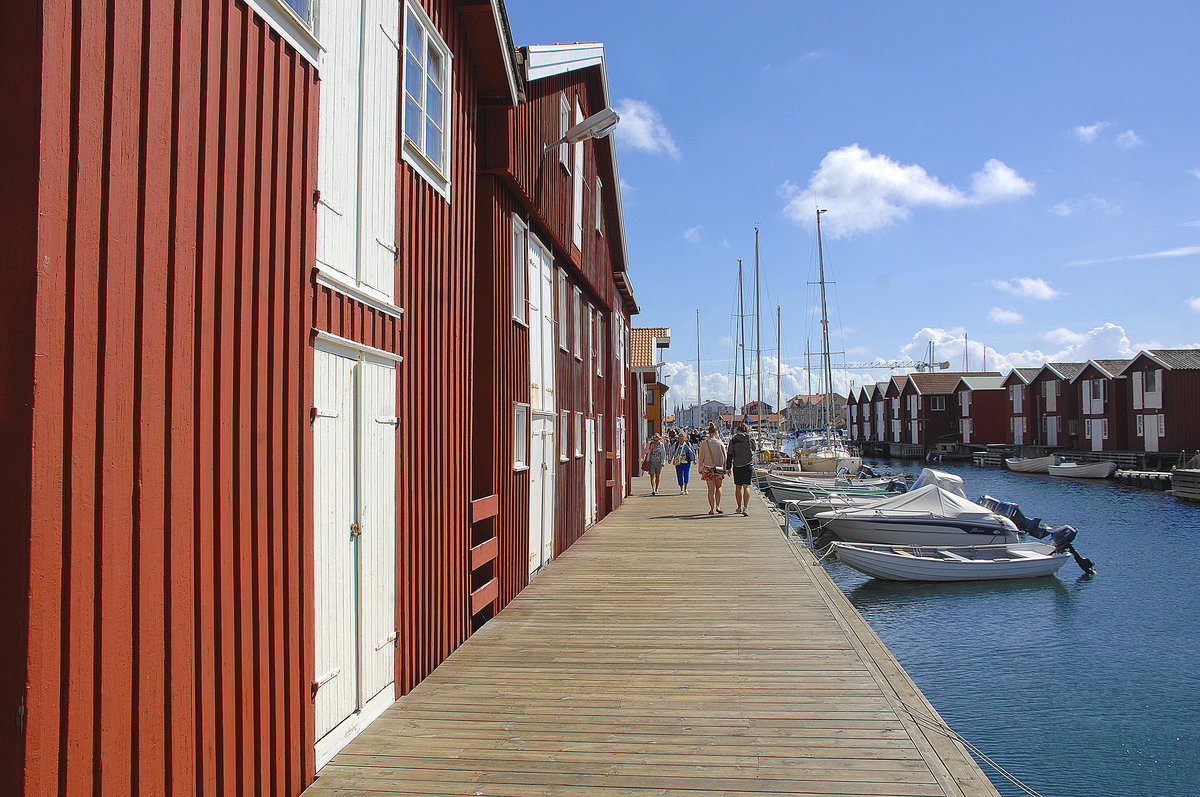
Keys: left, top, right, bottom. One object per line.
{"left": 305, "top": 478, "right": 999, "bottom": 796}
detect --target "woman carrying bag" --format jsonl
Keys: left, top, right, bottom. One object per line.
{"left": 695, "top": 422, "right": 727, "bottom": 514}
{"left": 668, "top": 430, "right": 696, "bottom": 494}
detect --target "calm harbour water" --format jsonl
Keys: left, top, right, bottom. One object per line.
{"left": 814, "top": 462, "right": 1200, "bottom": 797}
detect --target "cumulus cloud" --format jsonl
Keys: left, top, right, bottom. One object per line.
{"left": 781, "top": 145, "right": 1034, "bottom": 238}
{"left": 1071, "top": 122, "right": 1111, "bottom": 143}
{"left": 1188, "top": 297, "right": 1200, "bottom": 312}
{"left": 614, "top": 99, "right": 680, "bottom": 160}
{"left": 1051, "top": 194, "right": 1122, "bottom": 217}
{"left": 1067, "top": 245, "right": 1200, "bottom": 267}
{"left": 1116, "top": 130, "right": 1144, "bottom": 149}
{"left": 990, "top": 277, "right": 1061, "bottom": 301}
{"left": 1190, "top": 169, "right": 1200, "bottom": 182}
{"left": 683, "top": 225, "right": 702, "bottom": 244}
{"left": 989, "top": 307, "right": 1024, "bottom": 324}
{"left": 897, "top": 323, "right": 1139, "bottom": 375}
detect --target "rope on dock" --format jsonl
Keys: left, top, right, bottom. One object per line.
{"left": 896, "top": 698, "right": 1047, "bottom": 797}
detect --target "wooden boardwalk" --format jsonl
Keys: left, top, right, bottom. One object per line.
{"left": 305, "top": 479, "right": 998, "bottom": 796}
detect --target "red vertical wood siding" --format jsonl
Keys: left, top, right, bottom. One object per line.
{"left": 1126, "top": 365, "right": 1200, "bottom": 452}
{"left": 17, "top": 1, "right": 317, "bottom": 792}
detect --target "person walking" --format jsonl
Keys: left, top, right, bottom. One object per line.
{"left": 725, "top": 422, "right": 756, "bottom": 515}
{"left": 668, "top": 430, "right": 696, "bottom": 494}
{"left": 696, "top": 422, "right": 727, "bottom": 515}
{"left": 645, "top": 433, "right": 667, "bottom": 495}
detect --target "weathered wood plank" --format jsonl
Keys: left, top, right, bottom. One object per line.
{"left": 303, "top": 478, "right": 997, "bottom": 796}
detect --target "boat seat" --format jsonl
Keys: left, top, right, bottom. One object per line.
{"left": 937, "top": 550, "right": 973, "bottom": 562}
{"left": 1009, "top": 549, "right": 1042, "bottom": 559}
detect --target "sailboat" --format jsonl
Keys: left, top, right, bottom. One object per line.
{"left": 798, "top": 208, "right": 862, "bottom": 474}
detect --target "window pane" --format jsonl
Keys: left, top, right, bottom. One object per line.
{"left": 427, "top": 48, "right": 443, "bottom": 88}
{"left": 404, "top": 97, "right": 421, "bottom": 142}
{"left": 425, "top": 80, "right": 442, "bottom": 126}
{"left": 404, "top": 55, "right": 423, "bottom": 104}
{"left": 283, "top": 0, "right": 309, "bottom": 21}
{"left": 405, "top": 12, "right": 421, "bottom": 58}
{"left": 424, "top": 121, "right": 441, "bottom": 166}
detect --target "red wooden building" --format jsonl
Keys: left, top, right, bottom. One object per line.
{"left": 1071, "top": 359, "right": 1130, "bottom": 452}
{"left": 1002, "top": 367, "right": 1041, "bottom": 445}
{"left": 3, "top": 0, "right": 641, "bottom": 793}
{"left": 867, "top": 381, "right": 889, "bottom": 443}
{"left": 883, "top": 376, "right": 906, "bottom": 442}
{"left": 953, "top": 375, "right": 1007, "bottom": 444}
{"left": 1118, "top": 350, "right": 1200, "bottom": 454}
{"left": 1029, "top": 362, "right": 1085, "bottom": 449}
{"left": 898, "top": 372, "right": 993, "bottom": 446}
{"left": 845, "top": 389, "right": 863, "bottom": 441}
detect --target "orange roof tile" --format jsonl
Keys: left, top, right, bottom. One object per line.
{"left": 630, "top": 326, "right": 669, "bottom": 368}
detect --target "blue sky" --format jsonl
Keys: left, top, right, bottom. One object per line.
{"left": 506, "top": 1, "right": 1200, "bottom": 412}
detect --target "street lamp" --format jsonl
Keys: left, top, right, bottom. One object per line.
{"left": 543, "top": 107, "right": 621, "bottom": 155}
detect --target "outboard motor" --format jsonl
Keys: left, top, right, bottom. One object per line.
{"left": 978, "top": 495, "right": 1053, "bottom": 538}
{"left": 1049, "top": 524, "right": 1095, "bottom": 574}
{"left": 886, "top": 479, "right": 908, "bottom": 493}
{"left": 857, "top": 464, "right": 878, "bottom": 478}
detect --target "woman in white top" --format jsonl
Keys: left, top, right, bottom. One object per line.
{"left": 695, "top": 422, "right": 727, "bottom": 515}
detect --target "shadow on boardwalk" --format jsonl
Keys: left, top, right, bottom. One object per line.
{"left": 304, "top": 477, "right": 998, "bottom": 796}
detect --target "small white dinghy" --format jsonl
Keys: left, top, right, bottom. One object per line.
{"left": 1005, "top": 455, "right": 1057, "bottom": 473}
{"left": 1048, "top": 460, "right": 1117, "bottom": 479}
{"left": 830, "top": 540, "right": 1073, "bottom": 582}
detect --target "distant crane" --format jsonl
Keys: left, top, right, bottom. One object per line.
{"left": 840, "top": 360, "right": 951, "bottom": 372}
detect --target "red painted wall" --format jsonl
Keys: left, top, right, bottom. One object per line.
{"left": 15, "top": 1, "right": 319, "bottom": 792}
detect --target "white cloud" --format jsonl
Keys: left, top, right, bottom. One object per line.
{"left": 1051, "top": 194, "right": 1122, "bottom": 217}
{"left": 781, "top": 145, "right": 1033, "bottom": 238}
{"left": 1116, "top": 129, "right": 1144, "bottom": 149}
{"left": 1071, "top": 122, "right": 1111, "bottom": 143}
{"left": 614, "top": 99, "right": 680, "bottom": 160}
{"left": 683, "top": 225, "right": 702, "bottom": 244}
{"left": 1067, "top": 245, "right": 1200, "bottom": 267}
{"left": 989, "top": 307, "right": 1024, "bottom": 324}
{"left": 990, "top": 277, "right": 1061, "bottom": 301}
{"left": 1190, "top": 169, "right": 1200, "bottom": 182}
{"left": 898, "top": 323, "right": 1139, "bottom": 375}
{"left": 1188, "top": 297, "right": 1200, "bottom": 312}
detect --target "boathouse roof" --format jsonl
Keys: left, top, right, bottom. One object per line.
{"left": 1038, "top": 362, "right": 1086, "bottom": 381}
{"left": 906, "top": 371, "right": 995, "bottom": 395}
{"left": 1071, "top": 359, "right": 1132, "bottom": 382}
{"left": 955, "top": 375, "right": 1006, "bottom": 392}
{"left": 1003, "top": 367, "right": 1041, "bottom": 386}
{"left": 1119, "top": 348, "right": 1200, "bottom": 373}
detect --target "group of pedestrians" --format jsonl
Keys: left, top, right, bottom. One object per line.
{"left": 642, "top": 422, "right": 758, "bottom": 516}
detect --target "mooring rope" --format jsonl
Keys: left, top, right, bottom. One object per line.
{"left": 896, "top": 698, "right": 1047, "bottom": 797}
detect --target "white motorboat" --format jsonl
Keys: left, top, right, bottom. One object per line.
{"left": 791, "top": 469, "right": 962, "bottom": 519}
{"left": 1048, "top": 460, "right": 1117, "bottom": 479}
{"left": 829, "top": 540, "right": 1072, "bottom": 582}
{"left": 815, "top": 483, "right": 1021, "bottom": 546}
{"left": 1005, "top": 455, "right": 1057, "bottom": 473}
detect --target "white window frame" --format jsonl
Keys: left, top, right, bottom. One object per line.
{"left": 559, "top": 410, "right": 570, "bottom": 462}
{"left": 402, "top": 1, "right": 453, "bottom": 200}
{"left": 595, "top": 177, "right": 603, "bottom": 233}
{"left": 573, "top": 286, "right": 583, "bottom": 360}
{"left": 574, "top": 411, "right": 583, "bottom": 457}
{"left": 512, "top": 215, "right": 528, "bottom": 326}
{"left": 594, "top": 309, "right": 603, "bottom": 377}
{"left": 245, "top": 0, "right": 320, "bottom": 65}
{"left": 557, "top": 268, "right": 569, "bottom": 351}
{"left": 1136, "top": 414, "right": 1144, "bottom": 437}
{"left": 598, "top": 413, "right": 604, "bottom": 452}
{"left": 931, "top": 396, "right": 945, "bottom": 411}
{"left": 572, "top": 100, "right": 585, "bottom": 249}
{"left": 559, "top": 93, "right": 571, "bottom": 171}
{"left": 1101, "top": 418, "right": 1109, "bottom": 440}
{"left": 513, "top": 403, "right": 530, "bottom": 470}
{"left": 1159, "top": 414, "right": 1166, "bottom": 437}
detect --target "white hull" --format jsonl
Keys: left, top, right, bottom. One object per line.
{"left": 831, "top": 541, "right": 1070, "bottom": 582}
{"left": 1005, "top": 455, "right": 1057, "bottom": 473}
{"left": 798, "top": 451, "right": 863, "bottom": 473}
{"left": 1048, "top": 461, "right": 1117, "bottom": 479}
{"left": 819, "top": 515, "right": 1020, "bottom": 546}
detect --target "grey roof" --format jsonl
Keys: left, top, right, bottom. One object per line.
{"left": 1040, "top": 362, "right": 1086, "bottom": 381}
{"left": 1004, "top": 367, "right": 1041, "bottom": 385}
{"left": 1072, "top": 359, "right": 1132, "bottom": 382}
{"left": 956, "top": 375, "right": 1006, "bottom": 391}
{"left": 1120, "top": 348, "right": 1200, "bottom": 373}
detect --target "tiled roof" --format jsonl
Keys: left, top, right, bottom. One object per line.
{"left": 1042, "top": 362, "right": 1086, "bottom": 381}
{"left": 908, "top": 371, "right": 996, "bottom": 395}
{"left": 1131, "top": 348, "right": 1200, "bottom": 371}
{"left": 630, "top": 326, "right": 669, "bottom": 368}
{"left": 1004, "top": 367, "right": 1041, "bottom": 385}
{"left": 1093, "top": 359, "right": 1131, "bottom": 378}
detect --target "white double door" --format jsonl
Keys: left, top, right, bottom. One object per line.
{"left": 528, "top": 414, "right": 556, "bottom": 576}
{"left": 312, "top": 342, "right": 398, "bottom": 767}
{"left": 527, "top": 230, "right": 557, "bottom": 576}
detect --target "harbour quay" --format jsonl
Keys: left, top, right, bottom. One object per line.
{"left": 306, "top": 477, "right": 998, "bottom": 797}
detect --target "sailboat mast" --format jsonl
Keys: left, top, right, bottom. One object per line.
{"left": 816, "top": 208, "right": 834, "bottom": 436}
{"left": 776, "top": 304, "right": 781, "bottom": 451}
{"left": 732, "top": 260, "right": 740, "bottom": 420}
{"left": 696, "top": 309, "right": 701, "bottom": 428}
{"left": 755, "top": 226, "right": 762, "bottom": 443}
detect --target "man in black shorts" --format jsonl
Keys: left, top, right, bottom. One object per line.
{"left": 725, "top": 422, "right": 756, "bottom": 515}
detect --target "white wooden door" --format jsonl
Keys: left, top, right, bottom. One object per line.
{"left": 1012, "top": 385, "right": 1023, "bottom": 414}
{"left": 1091, "top": 420, "right": 1103, "bottom": 451}
{"left": 1012, "top": 417, "right": 1024, "bottom": 444}
{"left": 1144, "top": 415, "right": 1159, "bottom": 452}
{"left": 313, "top": 342, "right": 398, "bottom": 767}
{"left": 1045, "top": 384, "right": 1057, "bottom": 413}
{"left": 528, "top": 414, "right": 556, "bottom": 575}
{"left": 358, "top": 0, "right": 399, "bottom": 297}
{"left": 1046, "top": 416, "right": 1058, "bottom": 447}
{"left": 961, "top": 418, "right": 972, "bottom": 443}
{"left": 585, "top": 418, "right": 597, "bottom": 526}
{"left": 527, "top": 236, "right": 555, "bottom": 414}
{"left": 616, "top": 417, "right": 626, "bottom": 498}
{"left": 313, "top": 349, "right": 359, "bottom": 741}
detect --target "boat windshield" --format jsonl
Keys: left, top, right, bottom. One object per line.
{"left": 909, "top": 468, "right": 967, "bottom": 498}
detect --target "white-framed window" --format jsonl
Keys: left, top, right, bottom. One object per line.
{"left": 572, "top": 100, "right": 585, "bottom": 249}
{"left": 1145, "top": 369, "right": 1158, "bottom": 393}
{"left": 512, "top": 215, "right": 527, "bottom": 325}
{"left": 595, "top": 177, "right": 603, "bottom": 233}
{"left": 1084, "top": 419, "right": 1091, "bottom": 439}
{"left": 573, "top": 286, "right": 583, "bottom": 360}
{"left": 245, "top": 0, "right": 320, "bottom": 65}
{"left": 931, "top": 396, "right": 945, "bottom": 411}
{"left": 1159, "top": 414, "right": 1166, "bottom": 437}
{"left": 1137, "top": 415, "right": 1144, "bottom": 437}
{"left": 595, "top": 310, "right": 603, "bottom": 377}
{"left": 402, "top": 2, "right": 452, "bottom": 199}
{"left": 513, "top": 403, "right": 530, "bottom": 470}
{"left": 559, "top": 93, "right": 571, "bottom": 171}
{"left": 558, "top": 269, "right": 569, "bottom": 351}
{"left": 1101, "top": 418, "right": 1109, "bottom": 439}
{"left": 560, "top": 410, "right": 570, "bottom": 462}
{"left": 598, "top": 413, "right": 604, "bottom": 452}
{"left": 574, "top": 411, "right": 583, "bottom": 457}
